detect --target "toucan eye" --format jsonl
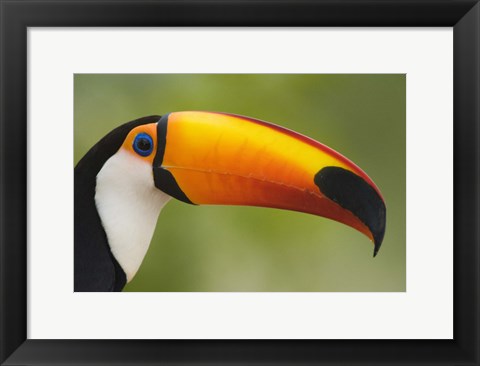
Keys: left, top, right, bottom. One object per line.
{"left": 133, "top": 133, "right": 154, "bottom": 157}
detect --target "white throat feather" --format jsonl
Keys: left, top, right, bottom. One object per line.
{"left": 95, "top": 148, "right": 171, "bottom": 282}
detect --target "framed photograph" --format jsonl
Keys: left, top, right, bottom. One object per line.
{"left": 1, "top": 1, "right": 478, "bottom": 365}
{"left": 73, "top": 73, "right": 403, "bottom": 293}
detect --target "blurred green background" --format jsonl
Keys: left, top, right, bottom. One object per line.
{"left": 74, "top": 74, "right": 405, "bottom": 292}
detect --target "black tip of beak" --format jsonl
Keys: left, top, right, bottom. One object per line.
{"left": 314, "top": 167, "right": 386, "bottom": 257}
{"left": 373, "top": 239, "right": 382, "bottom": 258}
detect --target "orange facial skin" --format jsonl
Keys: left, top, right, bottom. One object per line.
{"left": 121, "top": 123, "right": 158, "bottom": 164}
{"left": 159, "top": 111, "right": 383, "bottom": 243}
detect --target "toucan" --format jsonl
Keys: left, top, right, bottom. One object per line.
{"left": 74, "top": 111, "right": 386, "bottom": 292}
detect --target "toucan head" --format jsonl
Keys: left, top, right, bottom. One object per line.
{"left": 92, "top": 111, "right": 386, "bottom": 284}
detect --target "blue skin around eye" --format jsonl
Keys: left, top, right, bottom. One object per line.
{"left": 133, "top": 133, "right": 154, "bottom": 157}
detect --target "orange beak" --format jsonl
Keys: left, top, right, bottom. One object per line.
{"left": 153, "top": 111, "right": 386, "bottom": 256}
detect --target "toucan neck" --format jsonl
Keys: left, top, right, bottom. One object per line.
{"left": 74, "top": 116, "right": 162, "bottom": 292}
{"left": 74, "top": 150, "right": 127, "bottom": 292}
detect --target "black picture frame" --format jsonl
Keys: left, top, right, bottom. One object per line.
{"left": 1, "top": 1, "right": 479, "bottom": 365}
